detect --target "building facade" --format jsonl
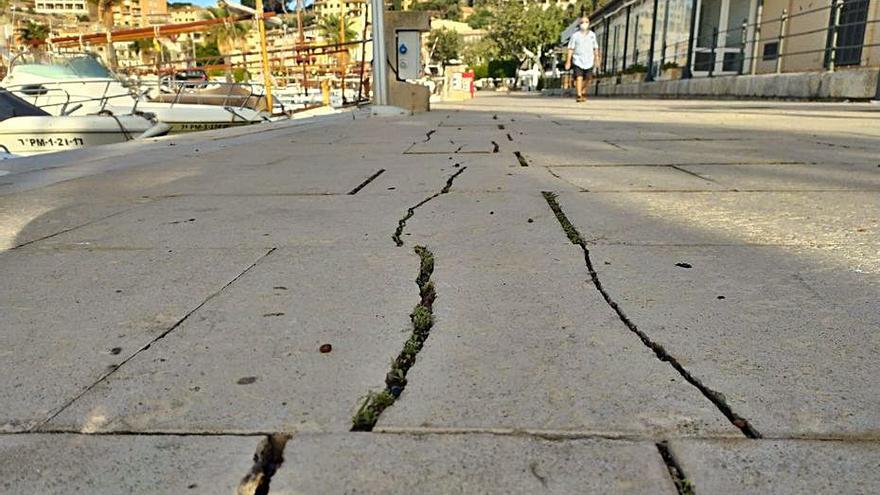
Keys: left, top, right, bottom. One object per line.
{"left": 569, "top": 0, "right": 879, "bottom": 78}
{"left": 34, "top": 0, "right": 95, "bottom": 16}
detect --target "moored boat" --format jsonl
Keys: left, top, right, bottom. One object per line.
{"left": 0, "top": 89, "right": 169, "bottom": 156}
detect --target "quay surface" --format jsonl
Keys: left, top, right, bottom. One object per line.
{"left": 1, "top": 94, "right": 879, "bottom": 494}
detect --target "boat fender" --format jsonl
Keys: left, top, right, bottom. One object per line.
{"left": 137, "top": 122, "right": 171, "bottom": 139}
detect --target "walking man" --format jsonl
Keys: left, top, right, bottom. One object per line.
{"left": 565, "top": 17, "right": 601, "bottom": 102}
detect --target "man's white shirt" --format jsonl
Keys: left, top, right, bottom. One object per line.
{"left": 568, "top": 30, "right": 599, "bottom": 69}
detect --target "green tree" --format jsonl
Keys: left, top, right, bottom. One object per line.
{"left": 427, "top": 28, "right": 462, "bottom": 65}
{"left": 487, "top": 0, "right": 566, "bottom": 66}
{"left": 410, "top": 0, "right": 461, "bottom": 21}
{"left": 18, "top": 21, "right": 51, "bottom": 47}
{"left": 461, "top": 36, "right": 497, "bottom": 68}
{"left": 205, "top": 6, "right": 251, "bottom": 80}
{"left": 195, "top": 37, "right": 222, "bottom": 67}
{"left": 316, "top": 13, "right": 357, "bottom": 45}
{"left": 466, "top": 8, "right": 493, "bottom": 29}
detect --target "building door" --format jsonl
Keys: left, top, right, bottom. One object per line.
{"left": 836, "top": 0, "right": 870, "bottom": 66}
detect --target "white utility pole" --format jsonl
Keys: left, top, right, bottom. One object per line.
{"left": 370, "top": 0, "right": 388, "bottom": 105}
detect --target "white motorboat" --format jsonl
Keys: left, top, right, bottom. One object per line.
{"left": 0, "top": 89, "right": 169, "bottom": 156}
{"left": 1, "top": 52, "right": 271, "bottom": 133}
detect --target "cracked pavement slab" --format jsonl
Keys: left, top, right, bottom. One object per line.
{"left": 378, "top": 193, "right": 736, "bottom": 436}
{"left": 669, "top": 438, "right": 880, "bottom": 494}
{"left": 272, "top": 433, "right": 678, "bottom": 494}
{"left": 0, "top": 433, "right": 261, "bottom": 494}
{"left": 1, "top": 95, "right": 878, "bottom": 491}
{"left": 47, "top": 247, "right": 416, "bottom": 433}
{"left": 0, "top": 247, "right": 268, "bottom": 432}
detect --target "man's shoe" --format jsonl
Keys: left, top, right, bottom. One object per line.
{"left": 576, "top": 96, "right": 586, "bottom": 102}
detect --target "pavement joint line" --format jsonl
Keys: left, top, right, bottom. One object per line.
{"left": 573, "top": 189, "right": 880, "bottom": 193}
{"left": 603, "top": 140, "right": 627, "bottom": 150}
{"left": 347, "top": 169, "right": 386, "bottom": 195}
{"left": 546, "top": 161, "right": 808, "bottom": 168}
{"left": 585, "top": 242, "right": 879, "bottom": 247}
{"left": 392, "top": 166, "right": 468, "bottom": 247}
{"left": 546, "top": 167, "right": 587, "bottom": 192}
{"left": 670, "top": 165, "right": 718, "bottom": 183}
{"left": 32, "top": 247, "right": 279, "bottom": 432}
{"left": 238, "top": 433, "right": 291, "bottom": 495}
{"left": 9, "top": 203, "right": 147, "bottom": 251}
{"left": 656, "top": 441, "right": 696, "bottom": 495}
{"left": 541, "top": 191, "right": 762, "bottom": 439}
{"left": 8, "top": 429, "right": 880, "bottom": 443}
{"left": 351, "top": 245, "right": 437, "bottom": 431}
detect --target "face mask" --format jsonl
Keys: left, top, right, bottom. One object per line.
{"left": 580, "top": 22, "right": 590, "bottom": 31}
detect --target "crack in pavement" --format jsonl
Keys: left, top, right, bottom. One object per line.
{"left": 237, "top": 433, "right": 290, "bottom": 495}
{"left": 392, "top": 167, "right": 467, "bottom": 247}
{"left": 670, "top": 165, "right": 717, "bottom": 183}
{"left": 9, "top": 203, "right": 147, "bottom": 251}
{"left": 348, "top": 169, "right": 386, "bottom": 195}
{"left": 656, "top": 441, "right": 696, "bottom": 495}
{"left": 351, "top": 245, "right": 437, "bottom": 431}
{"left": 33, "top": 248, "right": 278, "bottom": 432}
{"left": 541, "top": 191, "right": 762, "bottom": 439}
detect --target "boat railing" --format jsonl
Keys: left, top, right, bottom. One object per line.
{"left": 147, "top": 79, "right": 269, "bottom": 113}
{"left": 3, "top": 79, "right": 138, "bottom": 115}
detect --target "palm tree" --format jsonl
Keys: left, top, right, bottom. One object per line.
{"left": 205, "top": 6, "right": 250, "bottom": 81}
{"left": 87, "top": 0, "right": 123, "bottom": 67}
{"left": 18, "top": 21, "right": 50, "bottom": 48}
{"left": 317, "top": 14, "right": 357, "bottom": 46}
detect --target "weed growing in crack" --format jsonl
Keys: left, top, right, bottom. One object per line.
{"left": 351, "top": 245, "right": 438, "bottom": 431}
{"left": 352, "top": 390, "right": 396, "bottom": 431}
{"left": 392, "top": 168, "right": 467, "bottom": 247}
{"left": 542, "top": 192, "right": 584, "bottom": 245}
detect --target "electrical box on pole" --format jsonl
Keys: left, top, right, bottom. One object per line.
{"left": 395, "top": 30, "right": 421, "bottom": 81}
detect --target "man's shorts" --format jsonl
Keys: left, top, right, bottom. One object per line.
{"left": 573, "top": 65, "right": 593, "bottom": 78}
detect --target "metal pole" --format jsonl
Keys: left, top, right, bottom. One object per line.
{"left": 708, "top": 27, "right": 717, "bottom": 77}
{"left": 684, "top": 0, "right": 700, "bottom": 78}
{"left": 370, "top": 0, "right": 388, "bottom": 105}
{"left": 255, "top": 0, "right": 274, "bottom": 111}
{"left": 750, "top": 2, "right": 763, "bottom": 74}
{"left": 622, "top": 5, "right": 631, "bottom": 70}
{"left": 603, "top": 17, "right": 611, "bottom": 73}
{"left": 776, "top": 8, "right": 787, "bottom": 74}
{"left": 647, "top": 0, "right": 661, "bottom": 80}
{"left": 660, "top": 0, "right": 670, "bottom": 69}
{"left": 738, "top": 18, "right": 747, "bottom": 74}
{"left": 829, "top": 0, "right": 843, "bottom": 72}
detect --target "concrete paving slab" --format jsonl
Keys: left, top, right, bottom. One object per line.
{"left": 272, "top": 433, "right": 678, "bottom": 494}
{"left": 587, "top": 244, "right": 880, "bottom": 437}
{"left": 48, "top": 246, "right": 416, "bottom": 433}
{"left": 379, "top": 193, "right": 735, "bottom": 436}
{"left": 680, "top": 163, "right": 880, "bottom": 191}
{"left": 36, "top": 193, "right": 427, "bottom": 249}
{"left": 0, "top": 194, "right": 138, "bottom": 250}
{"left": 556, "top": 191, "right": 880, "bottom": 251}
{"left": 0, "top": 433, "right": 259, "bottom": 494}
{"left": 0, "top": 248, "right": 268, "bottom": 432}
{"left": 670, "top": 438, "right": 880, "bottom": 495}
{"left": 549, "top": 165, "right": 722, "bottom": 191}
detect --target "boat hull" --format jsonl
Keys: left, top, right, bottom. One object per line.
{"left": 0, "top": 115, "right": 158, "bottom": 156}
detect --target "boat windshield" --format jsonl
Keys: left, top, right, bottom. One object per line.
{"left": 11, "top": 53, "right": 115, "bottom": 80}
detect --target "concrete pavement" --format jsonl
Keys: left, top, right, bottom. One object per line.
{"left": 1, "top": 95, "right": 878, "bottom": 493}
